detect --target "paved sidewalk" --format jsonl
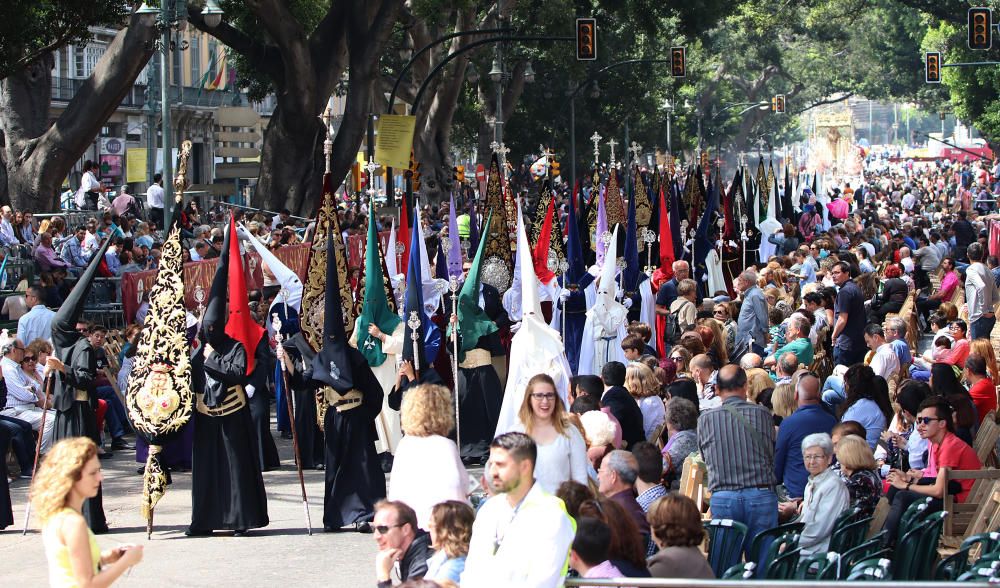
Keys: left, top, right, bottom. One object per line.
{"left": 1, "top": 434, "right": 379, "bottom": 587}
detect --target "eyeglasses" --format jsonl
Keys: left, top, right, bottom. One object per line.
{"left": 916, "top": 416, "right": 942, "bottom": 425}
{"left": 21, "top": 356, "right": 35, "bottom": 362}
{"left": 373, "top": 523, "right": 404, "bottom": 535}
{"left": 714, "top": 310, "right": 727, "bottom": 316}
{"left": 803, "top": 454, "right": 828, "bottom": 461}
{"left": 531, "top": 393, "right": 557, "bottom": 401}
{"left": 670, "top": 355, "right": 684, "bottom": 361}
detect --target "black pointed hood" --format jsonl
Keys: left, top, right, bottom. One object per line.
{"left": 52, "top": 234, "right": 113, "bottom": 354}
{"left": 311, "top": 222, "right": 353, "bottom": 392}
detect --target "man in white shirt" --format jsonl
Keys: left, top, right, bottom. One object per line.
{"left": 75, "top": 160, "right": 104, "bottom": 210}
{"left": 17, "top": 287, "right": 55, "bottom": 345}
{"left": 0, "top": 337, "right": 54, "bottom": 453}
{"left": 864, "top": 323, "right": 900, "bottom": 381}
{"left": 966, "top": 242, "right": 1000, "bottom": 340}
{"left": 0, "top": 206, "right": 18, "bottom": 247}
{"left": 146, "top": 173, "right": 165, "bottom": 229}
{"left": 461, "top": 432, "right": 576, "bottom": 588}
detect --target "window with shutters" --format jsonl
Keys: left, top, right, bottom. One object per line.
{"left": 190, "top": 36, "right": 200, "bottom": 85}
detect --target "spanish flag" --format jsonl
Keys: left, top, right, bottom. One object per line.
{"left": 203, "top": 51, "right": 228, "bottom": 91}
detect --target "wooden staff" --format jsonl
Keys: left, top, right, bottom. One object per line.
{"left": 272, "top": 313, "right": 313, "bottom": 536}
{"left": 22, "top": 372, "right": 54, "bottom": 534}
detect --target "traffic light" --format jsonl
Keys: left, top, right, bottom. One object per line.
{"left": 670, "top": 47, "right": 686, "bottom": 78}
{"left": 775, "top": 94, "right": 786, "bottom": 114}
{"left": 453, "top": 165, "right": 465, "bottom": 183}
{"left": 576, "top": 18, "right": 597, "bottom": 61}
{"left": 352, "top": 161, "right": 361, "bottom": 193}
{"left": 969, "top": 7, "right": 993, "bottom": 50}
{"left": 551, "top": 161, "right": 561, "bottom": 177}
{"left": 925, "top": 52, "right": 942, "bottom": 84}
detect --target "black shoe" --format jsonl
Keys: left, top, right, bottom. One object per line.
{"left": 233, "top": 529, "right": 249, "bottom": 537}
{"left": 379, "top": 452, "right": 394, "bottom": 473}
{"left": 136, "top": 466, "right": 145, "bottom": 475}
{"left": 184, "top": 528, "right": 213, "bottom": 537}
{"left": 98, "top": 451, "right": 114, "bottom": 460}
{"left": 354, "top": 521, "right": 373, "bottom": 534}
{"left": 323, "top": 526, "right": 339, "bottom": 533}
{"left": 111, "top": 438, "right": 134, "bottom": 451}
{"left": 314, "top": 463, "right": 325, "bottom": 471}
{"left": 281, "top": 431, "right": 293, "bottom": 440}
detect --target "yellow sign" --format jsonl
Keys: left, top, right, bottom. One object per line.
{"left": 126, "top": 148, "right": 147, "bottom": 184}
{"left": 375, "top": 115, "right": 416, "bottom": 169}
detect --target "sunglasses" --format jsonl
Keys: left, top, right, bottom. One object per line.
{"left": 373, "top": 523, "right": 403, "bottom": 535}
{"left": 21, "top": 356, "right": 35, "bottom": 362}
{"left": 916, "top": 416, "right": 942, "bottom": 425}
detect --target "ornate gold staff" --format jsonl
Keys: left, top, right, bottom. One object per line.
{"left": 407, "top": 311, "right": 421, "bottom": 378}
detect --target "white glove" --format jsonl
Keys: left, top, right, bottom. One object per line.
{"left": 510, "top": 321, "right": 522, "bottom": 334}
{"left": 623, "top": 298, "right": 633, "bottom": 309}
{"left": 685, "top": 238, "right": 695, "bottom": 247}
{"left": 715, "top": 240, "right": 723, "bottom": 248}
{"left": 701, "top": 273, "right": 708, "bottom": 282}
{"left": 560, "top": 289, "right": 571, "bottom": 302}
{"left": 245, "top": 384, "right": 256, "bottom": 399}
{"left": 728, "top": 240, "right": 738, "bottom": 248}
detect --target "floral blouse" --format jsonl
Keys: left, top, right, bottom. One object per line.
{"left": 840, "top": 467, "right": 883, "bottom": 517}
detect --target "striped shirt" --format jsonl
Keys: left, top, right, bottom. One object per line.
{"left": 697, "top": 395, "right": 776, "bottom": 493}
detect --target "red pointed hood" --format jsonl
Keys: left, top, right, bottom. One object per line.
{"left": 533, "top": 198, "right": 557, "bottom": 285}
{"left": 658, "top": 185, "right": 675, "bottom": 278}
{"left": 398, "top": 195, "right": 411, "bottom": 279}
{"left": 223, "top": 215, "right": 265, "bottom": 374}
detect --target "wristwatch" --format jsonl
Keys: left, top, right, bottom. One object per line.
{"left": 906, "top": 480, "right": 912, "bottom": 490}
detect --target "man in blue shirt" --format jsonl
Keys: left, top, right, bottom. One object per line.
{"left": 60, "top": 226, "right": 89, "bottom": 269}
{"left": 736, "top": 269, "right": 769, "bottom": 356}
{"left": 775, "top": 373, "right": 836, "bottom": 504}
{"left": 884, "top": 317, "right": 912, "bottom": 368}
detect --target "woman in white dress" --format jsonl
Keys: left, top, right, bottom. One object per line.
{"left": 511, "top": 374, "right": 588, "bottom": 493}
{"left": 388, "top": 384, "right": 469, "bottom": 529}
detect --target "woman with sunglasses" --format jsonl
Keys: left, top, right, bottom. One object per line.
{"left": 510, "top": 374, "right": 587, "bottom": 494}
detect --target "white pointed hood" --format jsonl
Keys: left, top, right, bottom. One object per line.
{"left": 589, "top": 225, "right": 627, "bottom": 336}
{"left": 496, "top": 203, "right": 572, "bottom": 435}
{"left": 237, "top": 223, "right": 303, "bottom": 311}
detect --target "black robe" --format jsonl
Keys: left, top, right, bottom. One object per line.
{"left": 248, "top": 338, "right": 280, "bottom": 472}
{"left": 454, "top": 332, "right": 504, "bottom": 462}
{"left": 284, "top": 344, "right": 324, "bottom": 470}
{"left": 190, "top": 340, "right": 269, "bottom": 532}
{"left": 0, "top": 423, "right": 13, "bottom": 529}
{"left": 52, "top": 338, "right": 107, "bottom": 533}
{"left": 321, "top": 348, "right": 386, "bottom": 529}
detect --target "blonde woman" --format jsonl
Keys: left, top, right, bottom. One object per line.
{"left": 771, "top": 383, "right": 797, "bottom": 425}
{"left": 512, "top": 373, "right": 588, "bottom": 493}
{"left": 625, "top": 363, "right": 665, "bottom": 441}
{"left": 700, "top": 318, "right": 729, "bottom": 367}
{"left": 33, "top": 437, "right": 142, "bottom": 587}
{"left": 425, "top": 500, "right": 476, "bottom": 584}
{"left": 971, "top": 339, "right": 1000, "bottom": 384}
{"left": 388, "top": 384, "right": 469, "bottom": 529}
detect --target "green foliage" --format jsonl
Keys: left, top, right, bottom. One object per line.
{"left": 0, "top": 0, "right": 127, "bottom": 79}
{"left": 217, "top": 0, "right": 330, "bottom": 101}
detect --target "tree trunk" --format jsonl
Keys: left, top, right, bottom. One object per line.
{"left": 0, "top": 13, "right": 155, "bottom": 211}
{"left": 254, "top": 103, "right": 326, "bottom": 215}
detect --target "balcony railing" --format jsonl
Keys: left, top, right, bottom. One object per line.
{"left": 51, "top": 77, "right": 146, "bottom": 108}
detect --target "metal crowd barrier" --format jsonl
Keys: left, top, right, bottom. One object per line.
{"left": 563, "top": 580, "right": 993, "bottom": 587}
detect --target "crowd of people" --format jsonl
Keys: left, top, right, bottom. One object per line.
{"left": 5, "top": 153, "right": 1000, "bottom": 587}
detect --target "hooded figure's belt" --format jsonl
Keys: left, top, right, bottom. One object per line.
{"left": 322, "top": 387, "right": 362, "bottom": 413}
{"left": 197, "top": 385, "right": 247, "bottom": 417}
{"left": 459, "top": 348, "right": 491, "bottom": 369}
{"left": 74, "top": 389, "right": 90, "bottom": 402}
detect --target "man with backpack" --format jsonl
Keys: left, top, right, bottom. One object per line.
{"left": 665, "top": 279, "right": 698, "bottom": 346}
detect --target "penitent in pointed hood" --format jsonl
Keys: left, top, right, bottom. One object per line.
{"left": 311, "top": 221, "right": 353, "bottom": 393}
{"left": 357, "top": 199, "right": 402, "bottom": 367}
{"left": 450, "top": 211, "right": 499, "bottom": 363}
{"left": 52, "top": 233, "right": 113, "bottom": 355}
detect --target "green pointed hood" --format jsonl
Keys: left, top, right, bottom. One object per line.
{"left": 449, "top": 211, "right": 499, "bottom": 362}
{"left": 356, "top": 201, "right": 402, "bottom": 366}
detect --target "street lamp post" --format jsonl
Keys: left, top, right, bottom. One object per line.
{"left": 137, "top": 0, "right": 223, "bottom": 233}
{"left": 663, "top": 98, "right": 674, "bottom": 155}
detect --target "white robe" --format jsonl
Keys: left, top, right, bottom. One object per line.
{"left": 704, "top": 250, "right": 728, "bottom": 297}
{"left": 637, "top": 278, "right": 657, "bottom": 347}
{"left": 349, "top": 319, "right": 405, "bottom": 454}
{"left": 577, "top": 313, "right": 627, "bottom": 376}
{"left": 496, "top": 315, "right": 573, "bottom": 436}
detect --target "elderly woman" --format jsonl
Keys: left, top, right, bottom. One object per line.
{"left": 387, "top": 384, "right": 469, "bottom": 529}
{"left": 798, "top": 433, "right": 850, "bottom": 555}
{"left": 661, "top": 397, "right": 699, "bottom": 489}
{"left": 835, "top": 434, "right": 883, "bottom": 517}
